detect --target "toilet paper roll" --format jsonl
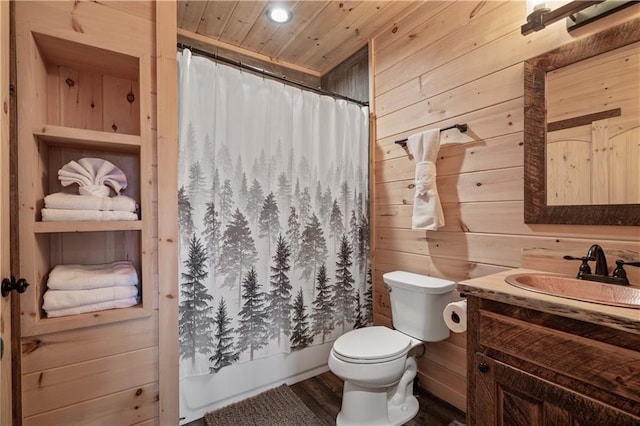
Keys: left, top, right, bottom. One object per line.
{"left": 443, "top": 300, "right": 467, "bottom": 333}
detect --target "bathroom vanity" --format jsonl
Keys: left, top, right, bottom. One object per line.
{"left": 459, "top": 269, "right": 640, "bottom": 425}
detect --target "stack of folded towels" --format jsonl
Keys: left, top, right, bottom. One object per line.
{"left": 41, "top": 157, "right": 138, "bottom": 221}
{"left": 43, "top": 260, "right": 140, "bottom": 318}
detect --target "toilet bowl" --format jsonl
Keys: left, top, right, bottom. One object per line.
{"left": 328, "top": 271, "right": 457, "bottom": 426}
{"left": 329, "top": 326, "right": 422, "bottom": 425}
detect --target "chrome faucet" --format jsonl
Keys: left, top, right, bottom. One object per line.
{"left": 586, "top": 244, "right": 608, "bottom": 276}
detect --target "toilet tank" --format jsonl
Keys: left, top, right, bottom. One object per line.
{"left": 383, "top": 271, "right": 457, "bottom": 342}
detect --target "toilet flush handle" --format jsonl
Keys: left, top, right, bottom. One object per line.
{"left": 384, "top": 284, "right": 392, "bottom": 293}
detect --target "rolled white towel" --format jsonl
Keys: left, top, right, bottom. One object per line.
{"left": 47, "top": 261, "right": 138, "bottom": 290}
{"left": 44, "top": 192, "right": 137, "bottom": 212}
{"left": 45, "top": 296, "right": 139, "bottom": 318}
{"left": 43, "top": 286, "right": 139, "bottom": 311}
{"left": 41, "top": 208, "right": 138, "bottom": 222}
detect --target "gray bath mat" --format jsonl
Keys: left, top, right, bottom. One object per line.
{"left": 204, "top": 384, "right": 325, "bottom": 426}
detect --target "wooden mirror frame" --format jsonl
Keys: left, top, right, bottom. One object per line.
{"left": 523, "top": 17, "right": 640, "bottom": 226}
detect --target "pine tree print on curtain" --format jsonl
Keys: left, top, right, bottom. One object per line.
{"left": 178, "top": 50, "right": 370, "bottom": 387}
{"left": 179, "top": 236, "right": 214, "bottom": 370}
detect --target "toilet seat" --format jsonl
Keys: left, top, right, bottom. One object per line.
{"left": 332, "top": 326, "right": 412, "bottom": 364}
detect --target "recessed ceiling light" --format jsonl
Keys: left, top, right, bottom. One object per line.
{"left": 266, "top": 6, "right": 292, "bottom": 24}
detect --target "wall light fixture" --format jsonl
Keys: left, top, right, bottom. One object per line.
{"left": 521, "top": 0, "right": 635, "bottom": 35}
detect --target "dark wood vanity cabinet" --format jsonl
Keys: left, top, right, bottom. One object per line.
{"left": 465, "top": 296, "right": 640, "bottom": 426}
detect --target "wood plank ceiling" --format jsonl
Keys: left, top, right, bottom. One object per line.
{"left": 177, "top": 1, "right": 419, "bottom": 76}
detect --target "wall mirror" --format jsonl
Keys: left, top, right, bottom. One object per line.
{"left": 524, "top": 17, "right": 640, "bottom": 225}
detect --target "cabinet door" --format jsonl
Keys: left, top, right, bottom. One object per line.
{"left": 473, "top": 354, "right": 640, "bottom": 426}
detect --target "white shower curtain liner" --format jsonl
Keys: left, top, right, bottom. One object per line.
{"left": 177, "top": 49, "right": 370, "bottom": 417}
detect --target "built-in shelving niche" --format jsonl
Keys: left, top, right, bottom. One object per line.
{"left": 19, "top": 32, "right": 152, "bottom": 336}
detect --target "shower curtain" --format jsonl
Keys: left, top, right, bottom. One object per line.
{"left": 177, "top": 49, "right": 370, "bottom": 421}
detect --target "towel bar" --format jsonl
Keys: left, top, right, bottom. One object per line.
{"left": 395, "top": 124, "right": 468, "bottom": 148}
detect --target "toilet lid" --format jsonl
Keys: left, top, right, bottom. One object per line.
{"left": 332, "top": 326, "right": 411, "bottom": 364}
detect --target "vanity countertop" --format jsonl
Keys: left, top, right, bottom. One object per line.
{"left": 458, "top": 268, "right": 640, "bottom": 334}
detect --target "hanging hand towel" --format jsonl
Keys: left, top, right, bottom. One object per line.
{"left": 47, "top": 261, "right": 139, "bottom": 290}
{"left": 407, "top": 129, "right": 445, "bottom": 230}
{"left": 44, "top": 192, "right": 138, "bottom": 212}
{"left": 41, "top": 208, "right": 138, "bottom": 222}
{"left": 45, "top": 296, "right": 139, "bottom": 318}
{"left": 58, "top": 157, "right": 128, "bottom": 197}
{"left": 43, "top": 285, "right": 139, "bottom": 311}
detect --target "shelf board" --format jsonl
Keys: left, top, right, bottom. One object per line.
{"left": 21, "top": 303, "right": 150, "bottom": 337}
{"left": 34, "top": 220, "right": 143, "bottom": 233}
{"left": 34, "top": 125, "right": 141, "bottom": 153}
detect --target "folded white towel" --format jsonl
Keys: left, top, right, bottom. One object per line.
{"left": 58, "top": 158, "right": 128, "bottom": 197}
{"left": 407, "top": 129, "right": 445, "bottom": 230}
{"left": 41, "top": 208, "right": 138, "bottom": 221}
{"left": 44, "top": 192, "right": 137, "bottom": 212}
{"left": 43, "top": 286, "right": 139, "bottom": 311}
{"left": 45, "top": 296, "right": 139, "bottom": 318}
{"left": 47, "top": 261, "right": 138, "bottom": 290}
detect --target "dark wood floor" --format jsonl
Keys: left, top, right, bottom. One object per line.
{"left": 186, "top": 371, "right": 466, "bottom": 425}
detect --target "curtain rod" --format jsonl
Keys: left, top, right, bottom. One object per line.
{"left": 177, "top": 43, "right": 369, "bottom": 108}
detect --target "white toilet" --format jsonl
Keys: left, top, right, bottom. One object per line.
{"left": 328, "top": 271, "right": 457, "bottom": 426}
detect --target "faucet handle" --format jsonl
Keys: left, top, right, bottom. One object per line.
{"left": 613, "top": 260, "right": 640, "bottom": 278}
{"left": 563, "top": 255, "right": 592, "bottom": 279}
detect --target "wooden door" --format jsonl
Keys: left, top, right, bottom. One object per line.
{"left": 0, "top": 0, "right": 12, "bottom": 424}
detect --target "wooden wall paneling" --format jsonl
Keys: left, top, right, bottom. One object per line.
{"left": 321, "top": 46, "right": 368, "bottom": 103}
{"left": 377, "top": 201, "right": 640, "bottom": 242}
{"left": 376, "top": 96, "right": 524, "bottom": 153}
{"left": 375, "top": 248, "right": 510, "bottom": 285}
{"left": 414, "top": 6, "right": 638, "bottom": 107}
{"left": 375, "top": 250, "right": 430, "bottom": 276}
{"left": 22, "top": 347, "right": 158, "bottom": 417}
{"left": 372, "top": 1, "right": 451, "bottom": 56}
{"left": 156, "top": 1, "right": 179, "bottom": 425}
{"left": 438, "top": 167, "right": 523, "bottom": 203}
{"left": 57, "top": 67, "right": 104, "bottom": 131}
{"left": 99, "top": 1, "right": 155, "bottom": 22}
{"left": 375, "top": 124, "right": 523, "bottom": 169}
{"left": 138, "top": 52, "right": 155, "bottom": 321}
{"left": 45, "top": 64, "right": 61, "bottom": 126}
{"left": 376, "top": 228, "right": 640, "bottom": 270}
{"left": 28, "top": 2, "right": 154, "bottom": 56}
{"left": 374, "top": 1, "right": 508, "bottom": 78}
{"left": 421, "top": 340, "right": 466, "bottom": 377}
{"left": 132, "top": 418, "right": 160, "bottom": 426}
{"left": 21, "top": 313, "right": 157, "bottom": 374}
{"left": 23, "top": 382, "right": 159, "bottom": 426}
{"left": 376, "top": 63, "right": 523, "bottom": 134}
{"left": 102, "top": 74, "right": 141, "bottom": 135}
{"left": 374, "top": 168, "right": 523, "bottom": 207}
{"left": 417, "top": 369, "right": 466, "bottom": 413}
